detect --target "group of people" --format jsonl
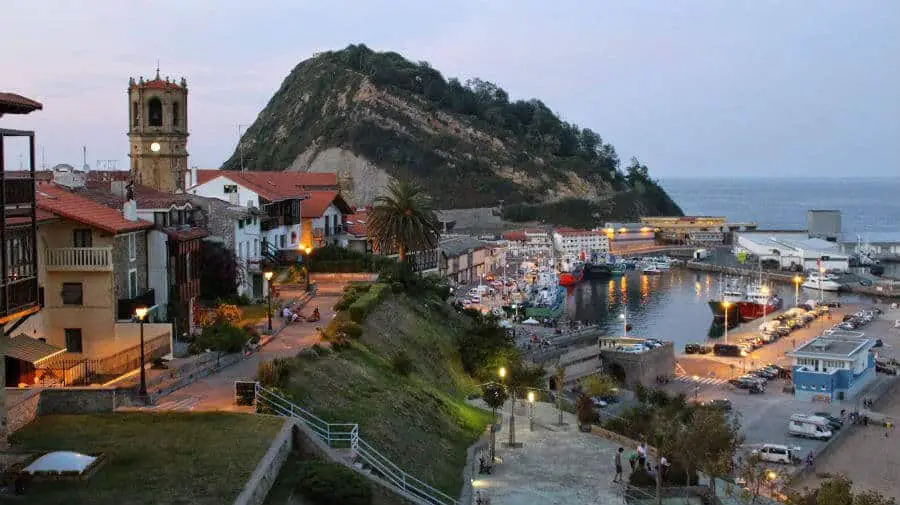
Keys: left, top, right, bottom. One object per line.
{"left": 281, "top": 305, "right": 320, "bottom": 324}
{"left": 612, "top": 442, "right": 670, "bottom": 484}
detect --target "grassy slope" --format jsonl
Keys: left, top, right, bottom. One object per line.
{"left": 12, "top": 412, "right": 283, "bottom": 505}
{"left": 284, "top": 293, "right": 491, "bottom": 497}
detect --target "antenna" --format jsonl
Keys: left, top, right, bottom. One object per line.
{"left": 155, "top": 59, "right": 160, "bottom": 79}
{"left": 82, "top": 146, "right": 89, "bottom": 172}
{"left": 41, "top": 146, "right": 47, "bottom": 170}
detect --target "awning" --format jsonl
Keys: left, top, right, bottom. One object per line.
{"left": 5, "top": 334, "right": 66, "bottom": 364}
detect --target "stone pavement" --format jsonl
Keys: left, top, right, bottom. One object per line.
{"left": 470, "top": 399, "right": 622, "bottom": 505}
{"left": 125, "top": 286, "right": 344, "bottom": 412}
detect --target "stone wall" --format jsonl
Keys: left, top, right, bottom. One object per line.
{"left": 112, "top": 230, "right": 149, "bottom": 301}
{"left": 6, "top": 389, "right": 41, "bottom": 434}
{"left": 309, "top": 272, "right": 379, "bottom": 283}
{"left": 600, "top": 343, "right": 675, "bottom": 388}
{"left": 36, "top": 387, "right": 118, "bottom": 415}
{"left": 233, "top": 418, "right": 295, "bottom": 505}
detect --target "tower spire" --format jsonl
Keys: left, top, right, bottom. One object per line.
{"left": 155, "top": 58, "right": 160, "bottom": 79}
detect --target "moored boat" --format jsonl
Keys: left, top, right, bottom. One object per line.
{"left": 737, "top": 283, "right": 782, "bottom": 321}
{"left": 559, "top": 261, "right": 585, "bottom": 286}
{"left": 708, "top": 277, "right": 744, "bottom": 320}
{"left": 801, "top": 273, "right": 842, "bottom": 292}
{"left": 642, "top": 265, "right": 662, "bottom": 275}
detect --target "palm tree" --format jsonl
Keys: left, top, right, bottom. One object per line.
{"left": 368, "top": 180, "right": 441, "bottom": 262}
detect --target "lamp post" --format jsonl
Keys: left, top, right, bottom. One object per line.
{"left": 792, "top": 275, "right": 802, "bottom": 307}
{"left": 527, "top": 391, "right": 535, "bottom": 431}
{"left": 499, "top": 366, "right": 517, "bottom": 448}
{"left": 264, "top": 271, "right": 274, "bottom": 332}
{"left": 761, "top": 285, "right": 770, "bottom": 326}
{"left": 134, "top": 306, "right": 149, "bottom": 401}
{"left": 303, "top": 247, "right": 312, "bottom": 290}
{"left": 722, "top": 301, "right": 732, "bottom": 343}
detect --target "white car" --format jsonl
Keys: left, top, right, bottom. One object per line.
{"left": 752, "top": 443, "right": 797, "bottom": 464}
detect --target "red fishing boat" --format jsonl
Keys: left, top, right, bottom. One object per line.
{"left": 558, "top": 262, "right": 585, "bottom": 286}
{"left": 737, "top": 283, "right": 782, "bottom": 321}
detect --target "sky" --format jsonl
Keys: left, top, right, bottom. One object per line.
{"left": 1, "top": 0, "right": 898, "bottom": 178}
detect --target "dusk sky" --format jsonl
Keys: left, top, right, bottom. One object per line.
{"left": 2, "top": 1, "right": 898, "bottom": 178}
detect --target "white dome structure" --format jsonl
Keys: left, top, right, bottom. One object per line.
{"left": 24, "top": 451, "right": 96, "bottom": 475}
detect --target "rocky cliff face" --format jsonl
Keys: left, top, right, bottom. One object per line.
{"left": 223, "top": 44, "right": 682, "bottom": 221}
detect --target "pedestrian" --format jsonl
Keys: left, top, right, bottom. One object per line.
{"left": 659, "top": 455, "right": 670, "bottom": 480}
{"left": 629, "top": 449, "right": 638, "bottom": 471}
{"left": 637, "top": 442, "right": 647, "bottom": 467}
{"left": 613, "top": 447, "right": 624, "bottom": 483}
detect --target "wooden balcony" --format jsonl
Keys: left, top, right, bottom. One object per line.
{"left": 45, "top": 247, "right": 113, "bottom": 271}
{"left": 0, "top": 276, "right": 39, "bottom": 323}
{"left": 4, "top": 177, "right": 35, "bottom": 206}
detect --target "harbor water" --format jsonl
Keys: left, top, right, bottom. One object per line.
{"left": 564, "top": 268, "right": 877, "bottom": 351}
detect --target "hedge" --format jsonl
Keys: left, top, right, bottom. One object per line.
{"left": 348, "top": 283, "right": 389, "bottom": 323}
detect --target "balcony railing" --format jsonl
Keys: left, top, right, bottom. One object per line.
{"left": 45, "top": 247, "right": 113, "bottom": 271}
{"left": 1, "top": 276, "right": 39, "bottom": 319}
{"left": 4, "top": 177, "right": 35, "bottom": 206}
{"left": 117, "top": 288, "right": 156, "bottom": 320}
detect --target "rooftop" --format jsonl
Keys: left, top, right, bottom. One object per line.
{"left": 301, "top": 190, "right": 352, "bottom": 218}
{"left": 192, "top": 170, "right": 338, "bottom": 201}
{"left": 0, "top": 92, "right": 43, "bottom": 116}
{"left": 738, "top": 231, "right": 847, "bottom": 256}
{"left": 439, "top": 236, "right": 490, "bottom": 257}
{"left": 35, "top": 182, "right": 153, "bottom": 234}
{"left": 344, "top": 209, "right": 368, "bottom": 238}
{"left": 843, "top": 232, "right": 900, "bottom": 245}
{"left": 788, "top": 333, "right": 872, "bottom": 359}
{"left": 554, "top": 227, "right": 606, "bottom": 236}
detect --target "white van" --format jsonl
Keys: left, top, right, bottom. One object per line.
{"left": 788, "top": 414, "right": 833, "bottom": 439}
{"left": 752, "top": 443, "right": 796, "bottom": 464}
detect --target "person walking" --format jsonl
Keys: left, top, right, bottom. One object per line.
{"left": 613, "top": 447, "right": 624, "bottom": 483}
{"left": 628, "top": 449, "right": 638, "bottom": 472}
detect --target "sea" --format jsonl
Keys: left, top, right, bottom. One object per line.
{"left": 563, "top": 177, "right": 900, "bottom": 350}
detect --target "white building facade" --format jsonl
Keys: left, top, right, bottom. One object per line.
{"left": 735, "top": 232, "right": 850, "bottom": 272}
{"left": 552, "top": 228, "right": 610, "bottom": 260}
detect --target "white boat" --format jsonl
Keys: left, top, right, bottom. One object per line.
{"left": 642, "top": 265, "right": 662, "bottom": 275}
{"left": 802, "top": 273, "right": 842, "bottom": 292}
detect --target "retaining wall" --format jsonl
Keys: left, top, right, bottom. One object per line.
{"left": 6, "top": 388, "right": 41, "bottom": 433}
{"left": 5, "top": 387, "right": 121, "bottom": 433}
{"left": 233, "top": 418, "right": 295, "bottom": 505}
{"left": 309, "top": 273, "right": 379, "bottom": 283}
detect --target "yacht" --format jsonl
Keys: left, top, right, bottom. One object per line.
{"left": 802, "top": 273, "right": 842, "bottom": 292}
{"left": 642, "top": 265, "right": 662, "bottom": 275}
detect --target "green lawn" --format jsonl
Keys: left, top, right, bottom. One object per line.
{"left": 240, "top": 303, "right": 270, "bottom": 322}
{"left": 12, "top": 412, "right": 284, "bottom": 505}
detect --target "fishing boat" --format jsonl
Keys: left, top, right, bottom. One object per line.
{"left": 584, "top": 253, "right": 627, "bottom": 279}
{"left": 738, "top": 283, "right": 782, "bottom": 321}
{"left": 708, "top": 277, "right": 744, "bottom": 320}
{"left": 524, "top": 270, "right": 567, "bottom": 319}
{"left": 558, "top": 261, "right": 585, "bottom": 286}
{"left": 642, "top": 265, "right": 662, "bottom": 275}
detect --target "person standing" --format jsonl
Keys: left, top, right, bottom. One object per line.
{"left": 613, "top": 447, "right": 624, "bottom": 483}
{"left": 629, "top": 449, "right": 638, "bottom": 471}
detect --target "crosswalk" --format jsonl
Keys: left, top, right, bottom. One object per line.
{"left": 673, "top": 375, "right": 727, "bottom": 386}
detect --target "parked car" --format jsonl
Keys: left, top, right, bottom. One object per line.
{"left": 702, "top": 399, "right": 733, "bottom": 411}
{"left": 813, "top": 412, "right": 843, "bottom": 431}
{"left": 752, "top": 368, "right": 778, "bottom": 379}
{"left": 729, "top": 379, "right": 750, "bottom": 389}
{"left": 684, "top": 343, "right": 702, "bottom": 354}
{"left": 697, "top": 345, "right": 712, "bottom": 354}
{"left": 752, "top": 443, "right": 798, "bottom": 464}
{"left": 789, "top": 414, "right": 833, "bottom": 439}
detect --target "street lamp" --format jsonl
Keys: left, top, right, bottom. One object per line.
{"left": 264, "top": 271, "right": 274, "bottom": 332}
{"left": 134, "top": 306, "right": 149, "bottom": 401}
{"left": 722, "top": 301, "right": 732, "bottom": 343}
{"left": 527, "top": 391, "right": 536, "bottom": 431}
{"left": 303, "top": 247, "right": 312, "bottom": 289}
{"left": 792, "top": 276, "right": 802, "bottom": 307}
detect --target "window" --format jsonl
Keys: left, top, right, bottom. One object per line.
{"left": 64, "top": 329, "right": 83, "bottom": 353}
{"left": 279, "top": 234, "right": 286, "bottom": 248}
{"left": 132, "top": 102, "right": 139, "bottom": 127}
{"left": 128, "top": 234, "right": 137, "bottom": 261}
{"left": 290, "top": 231, "right": 297, "bottom": 244}
{"left": 238, "top": 242, "right": 244, "bottom": 259}
{"left": 61, "top": 283, "right": 83, "bottom": 305}
{"left": 154, "top": 212, "right": 168, "bottom": 227}
{"left": 73, "top": 229, "right": 92, "bottom": 247}
{"left": 128, "top": 269, "right": 138, "bottom": 298}
{"left": 172, "top": 102, "right": 180, "bottom": 127}
{"left": 254, "top": 239, "right": 259, "bottom": 257}
{"left": 224, "top": 184, "right": 238, "bottom": 194}
{"left": 147, "top": 97, "right": 163, "bottom": 127}
{"left": 238, "top": 219, "right": 244, "bottom": 229}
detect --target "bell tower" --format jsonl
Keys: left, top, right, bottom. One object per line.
{"left": 127, "top": 68, "right": 189, "bottom": 193}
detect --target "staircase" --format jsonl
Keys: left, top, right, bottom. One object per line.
{"left": 255, "top": 385, "right": 459, "bottom": 505}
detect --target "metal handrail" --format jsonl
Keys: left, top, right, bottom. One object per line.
{"left": 255, "top": 384, "right": 458, "bottom": 505}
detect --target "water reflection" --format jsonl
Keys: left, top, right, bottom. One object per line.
{"left": 566, "top": 269, "right": 876, "bottom": 350}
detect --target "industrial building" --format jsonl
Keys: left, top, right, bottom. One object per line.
{"left": 841, "top": 232, "right": 900, "bottom": 262}
{"left": 807, "top": 210, "right": 842, "bottom": 242}
{"left": 786, "top": 331, "right": 875, "bottom": 402}
{"left": 734, "top": 232, "right": 850, "bottom": 272}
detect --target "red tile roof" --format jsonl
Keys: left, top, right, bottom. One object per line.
{"left": 344, "top": 210, "right": 369, "bottom": 238}
{"left": 0, "top": 92, "right": 43, "bottom": 116}
{"left": 6, "top": 209, "right": 58, "bottom": 227}
{"left": 131, "top": 78, "right": 182, "bottom": 91}
{"left": 502, "top": 230, "right": 527, "bottom": 241}
{"left": 35, "top": 182, "right": 153, "bottom": 234}
{"left": 193, "top": 170, "right": 339, "bottom": 200}
{"left": 301, "top": 191, "right": 352, "bottom": 218}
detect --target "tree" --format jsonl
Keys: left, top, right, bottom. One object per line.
{"left": 785, "top": 475, "right": 896, "bottom": 505}
{"left": 579, "top": 375, "right": 616, "bottom": 398}
{"left": 689, "top": 407, "right": 743, "bottom": 497}
{"left": 367, "top": 180, "right": 441, "bottom": 262}
{"left": 199, "top": 241, "right": 240, "bottom": 301}
{"left": 481, "top": 383, "right": 508, "bottom": 462}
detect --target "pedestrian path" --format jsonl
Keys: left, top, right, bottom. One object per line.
{"left": 673, "top": 374, "right": 727, "bottom": 385}
{"left": 124, "top": 395, "right": 203, "bottom": 412}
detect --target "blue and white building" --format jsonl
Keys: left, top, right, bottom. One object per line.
{"left": 786, "top": 331, "right": 876, "bottom": 402}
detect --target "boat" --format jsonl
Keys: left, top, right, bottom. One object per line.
{"left": 584, "top": 253, "right": 627, "bottom": 279}
{"left": 708, "top": 277, "right": 744, "bottom": 320}
{"left": 524, "top": 270, "right": 567, "bottom": 319}
{"left": 558, "top": 261, "right": 585, "bottom": 286}
{"left": 802, "top": 273, "right": 842, "bottom": 292}
{"left": 738, "top": 283, "right": 782, "bottom": 321}
{"left": 642, "top": 265, "right": 662, "bottom": 275}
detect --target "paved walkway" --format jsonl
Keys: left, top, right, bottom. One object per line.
{"left": 126, "top": 287, "right": 343, "bottom": 412}
{"left": 471, "top": 400, "right": 621, "bottom": 505}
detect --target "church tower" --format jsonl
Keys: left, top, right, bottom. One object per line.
{"left": 127, "top": 68, "right": 189, "bottom": 193}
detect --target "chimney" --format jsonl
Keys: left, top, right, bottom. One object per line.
{"left": 123, "top": 200, "right": 138, "bottom": 221}
{"left": 110, "top": 180, "right": 128, "bottom": 198}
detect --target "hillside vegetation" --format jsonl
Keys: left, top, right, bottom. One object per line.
{"left": 224, "top": 44, "right": 682, "bottom": 224}
{"left": 267, "top": 291, "right": 491, "bottom": 497}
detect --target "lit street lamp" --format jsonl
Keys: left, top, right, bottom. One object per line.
{"left": 527, "top": 391, "right": 536, "bottom": 431}
{"left": 303, "top": 247, "right": 312, "bottom": 289}
{"left": 792, "top": 275, "right": 803, "bottom": 307}
{"left": 264, "top": 271, "right": 274, "bottom": 332}
{"left": 722, "top": 300, "right": 732, "bottom": 343}
{"left": 134, "top": 306, "right": 149, "bottom": 401}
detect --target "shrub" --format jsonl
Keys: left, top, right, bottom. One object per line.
{"left": 214, "top": 304, "right": 244, "bottom": 325}
{"left": 295, "top": 460, "right": 372, "bottom": 505}
{"left": 195, "top": 322, "right": 248, "bottom": 354}
{"left": 336, "top": 321, "right": 363, "bottom": 339}
{"left": 392, "top": 351, "right": 414, "bottom": 376}
{"left": 256, "top": 386, "right": 291, "bottom": 415}
{"left": 258, "top": 358, "right": 292, "bottom": 388}
{"left": 348, "top": 283, "right": 389, "bottom": 323}
{"left": 242, "top": 323, "right": 261, "bottom": 344}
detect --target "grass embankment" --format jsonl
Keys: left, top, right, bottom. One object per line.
{"left": 281, "top": 292, "right": 491, "bottom": 497}
{"left": 12, "top": 412, "right": 283, "bottom": 505}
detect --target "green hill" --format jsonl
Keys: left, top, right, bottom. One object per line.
{"left": 223, "top": 44, "right": 682, "bottom": 224}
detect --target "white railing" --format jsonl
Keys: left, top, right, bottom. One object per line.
{"left": 45, "top": 247, "right": 113, "bottom": 271}
{"left": 255, "top": 385, "right": 459, "bottom": 505}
